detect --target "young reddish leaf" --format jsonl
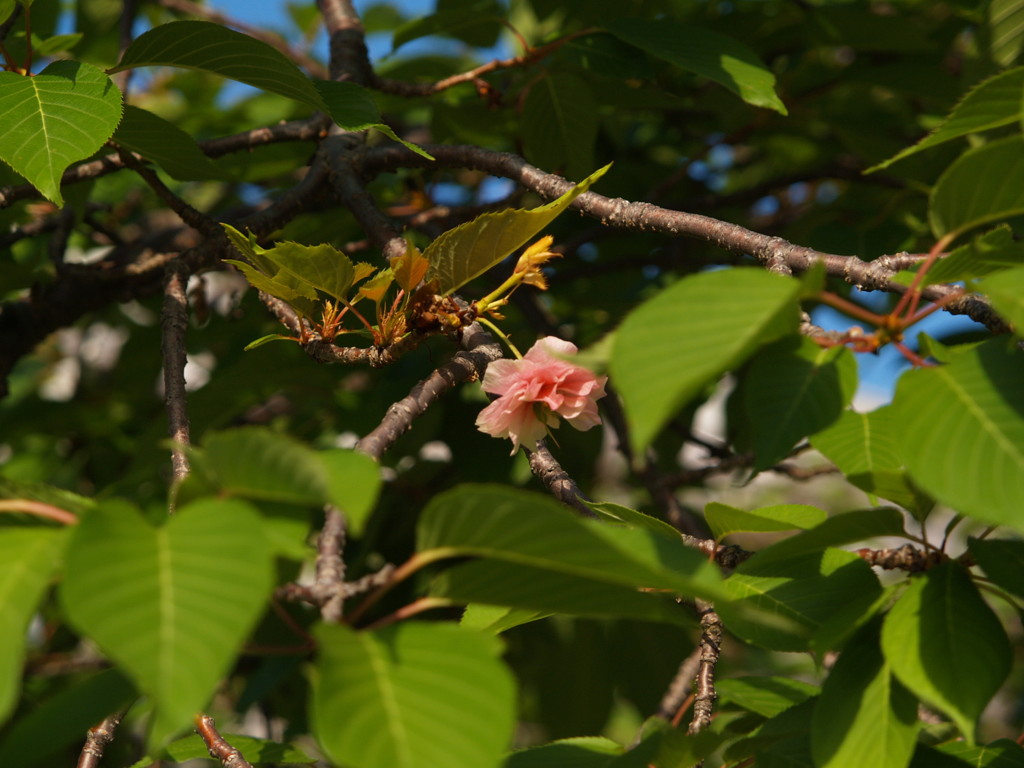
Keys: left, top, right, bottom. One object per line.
{"left": 391, "top": 242, "right": 429, "bottom": 292}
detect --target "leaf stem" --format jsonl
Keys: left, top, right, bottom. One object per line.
{"left": 476, "top": 316, "right": 522, "bottom": 358}
{"left": 0, "top": 499, "right": 78, "bottom": 525}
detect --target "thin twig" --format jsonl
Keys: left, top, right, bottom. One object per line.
{"left": 656, "top": 646, "right": 703, "bottom": 722}
{"left": 76, "top": 712, "right": 123, "bottom": 768}
{"left": 194, "top": 714, "right": 254, "bottom": 768}
{"left": 117, "top": 149, "right": 223, "bottom": 239}
{"left": 688, "top": 600, "right": 723, "bottom": 753}
{"left": 161, "top": 260, "right": 192, "bottom": 483}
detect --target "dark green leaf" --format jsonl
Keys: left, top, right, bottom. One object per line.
{"left": 392, "top": 0, "right": 504, "bottom": 50}
{"left": 719, "top": 548, "right": 881, "bottom": 651}
{"left": 811, "top": 624, "right": 918, "bottom": 768}
{"left": 882, "top": 562, "right": 1011, "bottom": 741}
{"left": 930, "top": 136, "right": 1024, "bottom": 241}
{"left": 610, "top": 269, "right": 801, "bottom": 454}
{"left": 746, "top": 507, "right": 906, "bottom": 566}
{"left": 608, "top": 20, "right": 786, "bottom": 114}
{"left": 522, "top": 73, "right": 597, "bottom": 181}
{"left": 0, "top": 669, "right": 136, "bottom": 768}
{"left": 313, "top": 622, "right": 515, "bottom": 768}
{"left": 318, "top": 449, "right": 380, "bottom": 536}
{"left": 968, "top": 538, "right": 1024, "bottom": 600}
{"left": 869, "top": 67, "right": 1024, "bottom": 171}
{"left": 114, "top": 105, "right": 228, "bottom": 181}
{"left": 431, "top": 559, "right": 693, "bottom": 625}
{"left": 893, "top": 225, "right": 1024, "bottom": 287}
{"left": 743, "top": 336, "right": 856, "bottom": 472}
{"left": 979, "top": 266, "right": 1024, "bottom": 334}
{"left": 504, "top": 737, "right": 622, "bottom": 768}
{"left": 416, "top": 485, "right": 725, "bottom": 600}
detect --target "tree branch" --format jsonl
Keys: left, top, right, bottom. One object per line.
{"left": 355, "top": 144, "right": 1008, "bottom": 333}
{"left": 161, "top": 260, "right": 192, "bottom": 483}
{"left": 76, "top": 712, "right": 123, "bottom": 768}
{"left": 194, "top": 714, "right": 254, "bottom": 768}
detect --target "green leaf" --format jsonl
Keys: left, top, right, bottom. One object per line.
{"left": 200, "top": 427, "right": 333, "bottom": 506}
{"left": 610, "top": 269, "right": 801, "bottom": 454}
{"left": 314, "top": 80, "right": 433, "bottom": 159}
{"left": 747, "top": 506, "right": 906, "bottom": 567}
{"left": 258, "top": 241, "right": 357, "bottom": 303}
{"left": 811, "top": 624, "right": 918, "bottom": 768}
{"left": 811, "top": 407, "right": 928, "bottom": 512}
{"left": 930, "top": 136, "right": 1024, "bottom": 241}
{"left": 893, "top": 225, "right": 1024, "bottom": 288}
{"left": 318, "top": 449, "right": 381, "bottom": 536}
{"left": 312, "top": 622, "right": 515, "bottom": 768}
{"left": 461, "top": 604, "right": 550, "bottom": 634}
{"left": 968, "top": 538, "right": 1024, "bottom": 599}
{"left": 716, "top": 676, "right": 819, "bottom": 718}
{"left": 718, "top": 548, "right": 881, "bottom": 652}
{"left": 811, "top": 584, "right": 895, "bottom": 654}
{"left": 504, "top": 737, "right": 623, "bottom": 768}
{"left": 584, "top": 501, "right": 681, "bottom": 540}
{"left": 423, "top": 164, "right": 610, "bottom": 295}
{"left": 113, "top": 105, "right": 228, "bottom": 181}
{"left": 704, "top": 502, "right": 826, "bottom": 542}
{"left": 742, "top": 336, "right": 857, "bottom": 472}
{"left": 416, "top": 485, "right": 724, "bottom": 600}
{"left": 60, "top": 498, "right": 274, "bottom": 748}
{"left": 223, "top": 259, "right": 320, "bottom": 318}
{"left": 990, "top": 0, "right": 1024, "bottom": 66}
{"left": 113, "top": 21, "right": 325, "bottom": 109}
{"left": 978, "top": 265, "right": 1024, "bottom": 334}
{"left": 522, "top": 73, "right": 597, "bottom": 181}
{"left": 0, "top": 527, "right": 66, "bottom": 723}
{"left": 608, "top": 20, "right": 787, "bottom": 114}
{"left": 868, "top": 66, "right": 1024, "bottom": 171}
{"left": 916, "top": 739, "right": 1024, "bottom": 767}
{"left": 392, "top": 0, "right": 504, "bottom": 50}
{"left": 431, "top": 560, "right": 693, "bottom": 626}
{"left": 893, "top": 339, "right": 1024, "bottom": 528}
{"left": 881, "top": 562, "right": 1011, "bottom": 742}
{"left": 0, "top": 60, "right": 122, "bottom": 206}
{"left": 0, "top": 669, "right": 136, "bottom": 768}
{"left": 164, "top": 733, "right": 315, "bottom": 764}
{"left": 113, "top": 21, "right": 429, "bottom": 157}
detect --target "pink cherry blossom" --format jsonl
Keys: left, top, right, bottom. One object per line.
{"left": 475, "top": 336, "right": 607, "bottom": 452}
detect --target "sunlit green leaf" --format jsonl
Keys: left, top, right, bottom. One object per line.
{"left": 423, "top": 164, "right": 609, "bottom": 295}
{"left": 164, "top": 733, "right": 315, "bottom": 764}
{"left": 0, "top": 527, "right": 66, "bottom": 723}
{"left": 893, "top": 339, "right": 1024, "bottom": 528}
{"left": 610, "top": 269, "right": 800, "bottom": 454}
{"left": 313, "top": 622, "right": 515, "bottom": 768}
{"left": 716, "top": 676, "right": 819, "bottom": 718}
{"left": 60, "top": 499, "right": 273, "bottom": 748}
{"left": 504, "top": 737, "right": 623, "bottom": 767}
{"left": 258, "top": 241, "right": 356, "bottom": 303}
{"left": 704, "top": 502, "right": 826, "bottom": 542}
{"left": 882, "top": 562, "right": 1011, "bottom": 742}
{"left": 811, "top": 407, "right": 930, "bottom": 513}
{"left": 0, "top": 60, "right": 122, "bottom": 206}
{"left": 746, "top": 507, "right": 906, "bottom": 566}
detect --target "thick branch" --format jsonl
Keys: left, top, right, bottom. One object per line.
{"left": 355, "top": 145, "right": 1007, "bottom": 332}
{"left": 356, "top": 323, "right": 503, "bottom": 460}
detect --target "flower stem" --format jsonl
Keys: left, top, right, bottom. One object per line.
{"left": 477, "top": 316, "right": 523, "bottom": 358}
